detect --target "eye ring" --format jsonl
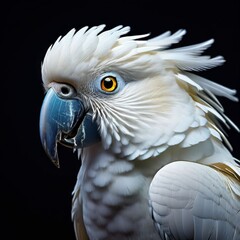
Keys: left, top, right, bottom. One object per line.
{"left": 101, "top": 76, "right": 118, "bottom": 92}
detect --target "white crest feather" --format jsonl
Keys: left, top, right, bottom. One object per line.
{"left": 42, "top": 25, "right": 226, "bottom": 86}
{"left": 42, "top": 25, "right": 239, "bottom": 160}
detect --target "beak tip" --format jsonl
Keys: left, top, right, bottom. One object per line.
{"left": 52, "top": 160, "right": 60, "bottom": 168}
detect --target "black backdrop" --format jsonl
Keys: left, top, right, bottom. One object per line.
{"left": 2, "top": 1, "right": 239, "bottom": 239}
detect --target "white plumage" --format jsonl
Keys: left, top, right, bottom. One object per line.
{"left": 41, "top": 25, "right": 240, "bottom": 239}
{"left": 150, "top": 161, "right": 240, "bottom": 240}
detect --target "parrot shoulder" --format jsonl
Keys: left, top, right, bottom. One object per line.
{"left": 149, "top": 161, "right": 240, "bottom": 240}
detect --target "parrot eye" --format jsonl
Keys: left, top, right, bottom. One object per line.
{"left": 101, "top": 76, "right": 118, "bottom": 92}
{"left": 96, "top": 72, "right": 125, "bottom": 95}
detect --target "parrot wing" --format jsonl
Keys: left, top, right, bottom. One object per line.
{"left": 72, "top": 187, "right": 89, "bottom": 240}
{"left": 149, "top": 161, "right": 240, "bottom": 240}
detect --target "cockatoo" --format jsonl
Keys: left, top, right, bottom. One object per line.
{"left": 39, "top": 25, "right": 240, "bottom": 240}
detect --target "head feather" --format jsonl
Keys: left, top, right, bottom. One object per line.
{"left": 41, "top": 25, "right": 239, "bottom": 161}
{"left": 42, "top": 25, "right": 224, "bottom": 86}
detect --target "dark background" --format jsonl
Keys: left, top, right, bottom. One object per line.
{"left": 2, "top": 1, "right": 239, "bottom": 239}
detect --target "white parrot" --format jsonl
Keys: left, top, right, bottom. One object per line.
{"left": 39, "top": 25, "right": 240, "bottom": 240}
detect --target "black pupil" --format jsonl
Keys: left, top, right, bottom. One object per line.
{"left": 104, "top": 78, "right": 114, "bottom": 89}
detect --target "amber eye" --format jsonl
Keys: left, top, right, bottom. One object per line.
{"left": 101, "top": 76, "right": 118, "bottom": 92}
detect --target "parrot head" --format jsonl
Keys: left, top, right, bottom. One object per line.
{"left": 40, "top": 25, "right": 238, "bottom": 167}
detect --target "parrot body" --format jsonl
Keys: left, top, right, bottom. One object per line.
{"left": 40, "top": 25, "right": 240, "bottom": 239}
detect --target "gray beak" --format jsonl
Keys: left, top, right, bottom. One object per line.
{"left": 39, "top": 87, "right": 100, "bottom": 167}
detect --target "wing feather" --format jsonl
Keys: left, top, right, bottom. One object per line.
{"left": 149, "top": 161, "right": 240, "bottom": 240}
{"left": 72, "top": 188, "right": 89, "bottom": 240}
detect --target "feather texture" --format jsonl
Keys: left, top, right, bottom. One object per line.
{"left": 41, "top": 25, "right": 240, "bottom": 240}
{"left": 42, "top": 25, "right": 226, "bottom": 88}
{"left": 149, "top": 161, "right": 240, "bottom": 240}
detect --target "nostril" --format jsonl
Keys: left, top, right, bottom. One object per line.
{"left": 61, "top": 86, "right": 70, "bottom": 95}
{"left": 49, "top": 82, "right": 76, "bottom": 98}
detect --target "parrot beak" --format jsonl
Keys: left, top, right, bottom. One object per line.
{"left": 39, "top": 87, "right": 100, "bottom": 167}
